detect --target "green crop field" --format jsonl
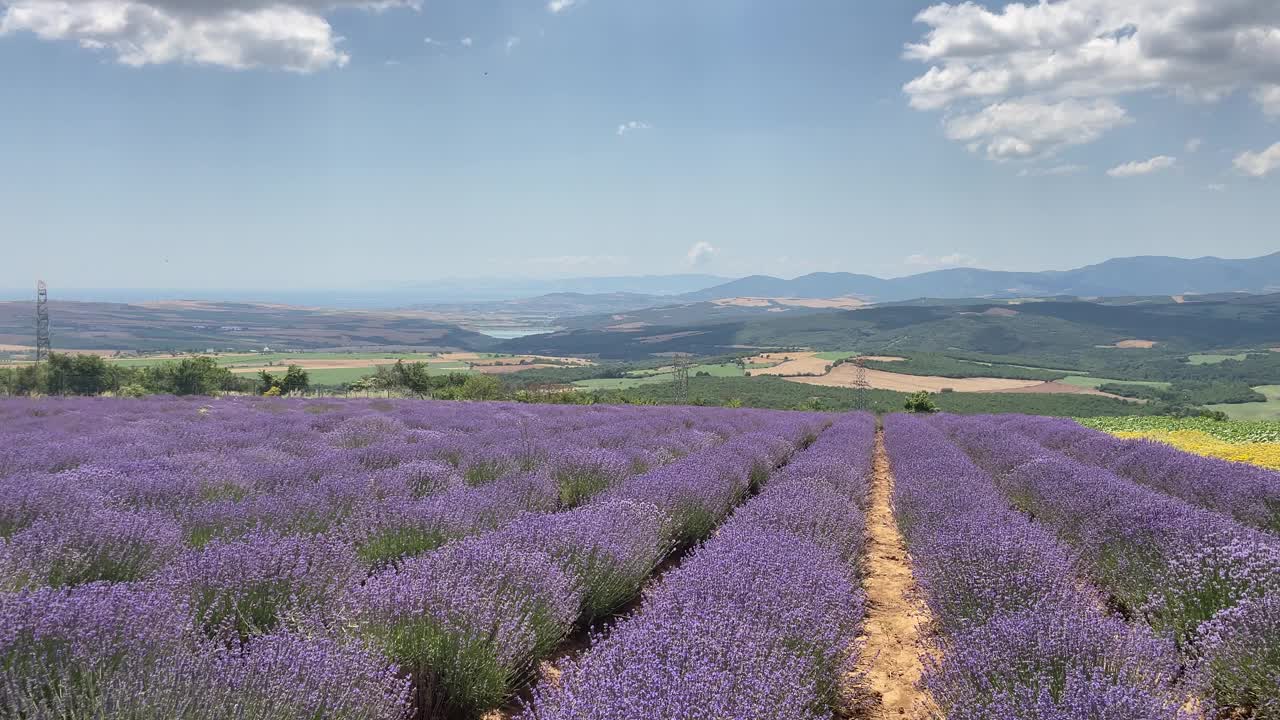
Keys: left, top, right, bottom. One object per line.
{"left": 814, "top": 351, "right": 857, "bottom": 362}
{"left": 1207, "top": 385, "right": 1280, "bottom": 421}
{"left": 574, "top": 363, "right": 744, "bottom": 391}
{"left": 573, "top": 375, "right": 677, "bottom": 391}
{"left": 1187, "top": 353, "right": 1251, "bottom": 365}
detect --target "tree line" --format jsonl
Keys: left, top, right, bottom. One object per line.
{"left": 0, "top": 354, "right": 309, "bottom": 398}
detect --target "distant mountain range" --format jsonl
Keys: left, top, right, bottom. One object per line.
{"left": 681, "top": 252, "right": 1280, "bottom": 303}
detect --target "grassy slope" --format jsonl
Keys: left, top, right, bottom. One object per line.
{"left": 1207, "top": 385, "right": 1280, "bottom": 420}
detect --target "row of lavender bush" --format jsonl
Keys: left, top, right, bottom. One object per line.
{"left": 884, "top": 414, "right": 1187, "bottom": 719}
{"left": 0, "top": 397, "right": 827, "bottom": 719}
{"left": 517, "top": 412, "right": 876, "bottom": 720}
{"left": 934, "top": 414, "right": 1280, "bottom": 718}
{"left": 995, "top": 414, "right": 1280, "bottom": 533}
{"left": 343, "top": 423, "right": 818, "bottom": 716}
{"left": 0, "top": 397, "right": 774, "bottom": 571}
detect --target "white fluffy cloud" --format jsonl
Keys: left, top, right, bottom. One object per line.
{"left": 904, "top": 0, "right": 1280, "bottom": 157}
{"left": 0, "top": 0, "right": 418, "bottom": 71}
{"left": 1107, "top": 155, "right": 1177, "bottom": 177}
{"left": 617, "top": 120, "right": 652, "bottom": 137}
{"left": 1234, "top": 142, "right": 1280, "bottom": 177}
{"left": 686, "top": 241, "right": 717, "bottom": 267}
{"left": 944, "top": 98, "right": 1131, "bottom": 159}
{"left": 547, "top": 0, "right": 578, "bottom": 13}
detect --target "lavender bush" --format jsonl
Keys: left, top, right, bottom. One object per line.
{"left": 345, "top": 537, "right": 582, "bottom": 716}
{"left": 884, "top": 415, "right": 1186, "bottom": 719}
{"left": 1191, "top": 594, "right": 1280, "bottom": 718}
{"left": 519, "top": 413, "right": 872, "bottom": 720}
{"left": 1000, "top": 414, "right": 1280, "bottom": 533}
{"left": 160, "top": 530, "right": 359, "bottom": 641}
{"left": 0, "top": 396, "right": 835, "bottom": 718}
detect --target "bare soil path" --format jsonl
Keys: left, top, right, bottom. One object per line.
{"left": 849, "top": 428, "right": 935, "bottom": 718}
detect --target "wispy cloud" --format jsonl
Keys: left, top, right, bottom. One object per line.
{"left": 617, "top": 120, "right": 652, "bottom": 137}
{"left": 547, "top": 0, "right": 579, "bottom": 13}
{"left": 504, "top": 36, "right": 520, "bottom": 54}
{"left": 1185, "top": 138, "right": 1203, "bottom": 153}
{"left": 1234, "top": 142, "right": 1280, "bottom": 178}
{"left": 905, "top": 253, "right": 978, "bottom": 269}
{"left": 1207, "top": 183, "right": 1227, "bottom": 192}
{"left": 1107, "top": 156, "right": 1176, "bottom": 178}
{"left": 460, "top": 36, "right": 473, "bottom": 47}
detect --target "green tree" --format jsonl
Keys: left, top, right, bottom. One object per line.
{"left": 142, "top": 356, "right": 241, "bottom": 396}
{"left": 258, "top": 370, "right": 278, "bottom": 395}
{"left": 279, "top": 365, "right": 310, "bottom": 395}
{"left": 458, "top": 374, "right": 502, "bottom": 401}
{"left": 904, "top": 390, "right": 939, "bottom": 413}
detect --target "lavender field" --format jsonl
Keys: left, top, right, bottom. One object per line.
{"left": 1, "top": 398, "right": 1277, "bottom": 719}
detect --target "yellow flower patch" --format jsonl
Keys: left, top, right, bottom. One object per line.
{"left": 1112, "top": 430, "right": 1280, "bottom": 470}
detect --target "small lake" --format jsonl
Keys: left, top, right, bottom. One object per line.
{"left": 475, "top": 328, "right": 559, "bottom": 339}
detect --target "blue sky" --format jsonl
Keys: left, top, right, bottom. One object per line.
{"left": 1, "top": 0, "right": 1278, "bottom": 290}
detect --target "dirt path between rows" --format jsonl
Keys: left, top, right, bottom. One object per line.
{"left": 849, "top": 428, "right": 935, "bottom": 718}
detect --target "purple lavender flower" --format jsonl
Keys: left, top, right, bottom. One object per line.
{"left": 345, "top": 536, "right": 581, "bottom": 715}
{"left": 2, "top": 507, "right": 183, "bottom": 588}
{"left": 1191, "top": 594, "right": 1280, "bottom": 718}
{"left": 0, "top": 582, "right": 194, "bottom": 715}
{"left": 160, "top": 530, "right": 359, "bottom": 641}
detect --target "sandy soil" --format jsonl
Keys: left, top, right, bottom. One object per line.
{"left": 790, "top": 365, "right": 1041, "bottom": 393}
{"left": 605, "top": 322, "right": 650, "bottom": 331}
{"left": 473, "top": 364, "right": 560, "bottom": 375}
{"left": 748, "top": 352, "right": 835, "bottom": 377}
{"left": 849, "top": 429, "right": 935, "bottom": 718}
{"left": 714, "top": 297, "right": 775, "bottom": 308}
{"left": 982, "top": 307, "right": 1019, "bottom": 317}
{"left": 988, "top": 381, "right": 1130, "bottom": 399}
{"left": 1111, "top": 339, "right": 1158, "bottom": 349}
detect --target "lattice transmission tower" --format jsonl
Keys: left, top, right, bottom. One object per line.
{"left": 35, "top": 281, "right": 51, "bottom": 363}
{"left": 851, "top": 356, "right": 870, "bottom": 411}
{"left": 672, "top": 353, "right": 691, "bottom": 404}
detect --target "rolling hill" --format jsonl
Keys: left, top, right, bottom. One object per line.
{"left": 680, "top": 252, "right": 1280, "bottom": 302}
{"left": 500, "top": 293, "right": 1280, "bottom": 360}
{"left": 0, "top": 301, "right": 501, "bottom": 353}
